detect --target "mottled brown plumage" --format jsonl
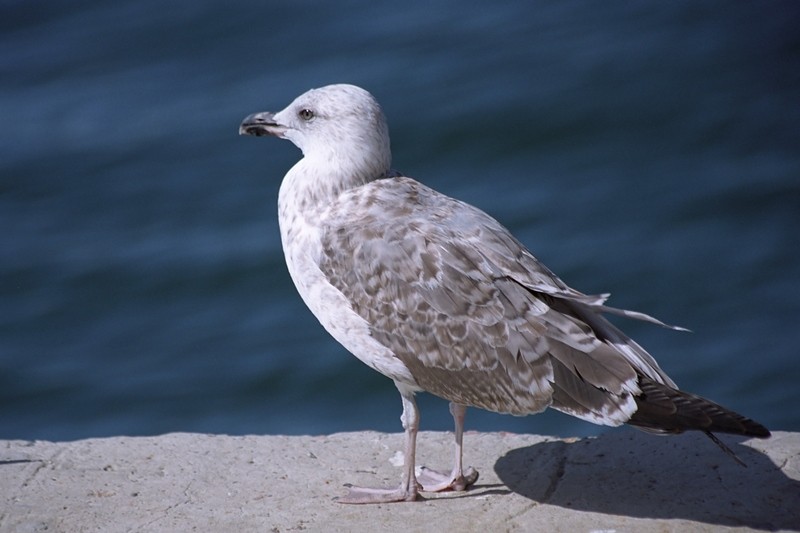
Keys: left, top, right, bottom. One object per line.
{"left": 240, "top": 83, "right": 770, "bottom": 504}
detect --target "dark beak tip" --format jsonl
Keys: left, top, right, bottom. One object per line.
{"left": 239, "top": 112, "right": 282, "bottom": 138}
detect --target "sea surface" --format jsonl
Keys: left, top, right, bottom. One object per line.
{"left": 2, "top": 1, "right": 798, "bottom": 442}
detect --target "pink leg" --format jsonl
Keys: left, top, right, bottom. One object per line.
{"left": 336, "top": 391, "right": 422, "bottom": 504}
{"left": 417, "top": 402, "right": 479, "bottom": 492}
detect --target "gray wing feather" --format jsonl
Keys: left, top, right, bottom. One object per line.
{"left": 319, "top": 177, "right": 680, "bottom": 423}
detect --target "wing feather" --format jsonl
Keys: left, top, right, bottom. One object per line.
{"left": 318, "top": 176, "right": 680, "bottom": 422}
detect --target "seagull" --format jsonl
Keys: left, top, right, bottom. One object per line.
{"left": 239, "top": 83, "right": 770, "bottom": 504}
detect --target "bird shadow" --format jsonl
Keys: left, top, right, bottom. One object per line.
{"left": 494, "top": 430, "right": 799, "bottom": 531}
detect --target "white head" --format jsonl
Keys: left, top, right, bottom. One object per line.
{"left": 240, "top": 84, "right": 392, "bottom": 187}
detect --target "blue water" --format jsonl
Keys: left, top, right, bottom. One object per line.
{"left": 1, "top": 1, "right": 798, "bottom": 442}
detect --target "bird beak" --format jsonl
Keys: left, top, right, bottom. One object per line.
{"left": 239, "top": 111, "right": 286, "bottom": 137}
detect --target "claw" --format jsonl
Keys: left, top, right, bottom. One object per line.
{"left": 336, "top": 483, "right": 420, "bottom": 504}
{"left": 417, "top": 465, "right": 479, "bottom": 492}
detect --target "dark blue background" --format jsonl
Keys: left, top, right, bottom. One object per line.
{"left": 2, "top": 1, "right": 798, "bottom": 441}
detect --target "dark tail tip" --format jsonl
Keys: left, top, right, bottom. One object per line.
{"left": 627, "top": 375, "right": 771, "bottom": 438}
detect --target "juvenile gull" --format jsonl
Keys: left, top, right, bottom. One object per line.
{"left": 239, "top": 84, "right": 770, "bottom": 504}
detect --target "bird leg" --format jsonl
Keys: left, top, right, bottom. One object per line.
{"left": 417, "top": 402, "right": 479, "bottom": 492}
{"left": 336, "top": 391, "right": 422, "bottom": 503}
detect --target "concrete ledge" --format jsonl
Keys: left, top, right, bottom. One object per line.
{"left": 1, "top": 430, "right": 797, "bottom": 532}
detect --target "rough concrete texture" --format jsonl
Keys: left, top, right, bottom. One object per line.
{"left": 1, "top": 430, "right": 797, "bottom": 532}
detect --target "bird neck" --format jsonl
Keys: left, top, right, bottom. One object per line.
{"left": 278, "top": 154, "right": 388, "bottom": 216}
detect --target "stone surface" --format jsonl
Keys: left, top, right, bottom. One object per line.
{"left": 1, "top": 430, "right": 798, "bottom": 532}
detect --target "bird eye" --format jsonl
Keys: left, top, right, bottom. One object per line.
{"left": 298, "top": 108, "right": 314, "bottom": 121}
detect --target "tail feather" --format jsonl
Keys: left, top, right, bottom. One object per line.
{"left": 628, "top": 375, "right": 770, "bottom": 437}
{"left": 628, "top": 375, "right": 770, "bottom": 465}
{"left": 703, "top": 430, "right": 747, "bottom": 467}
